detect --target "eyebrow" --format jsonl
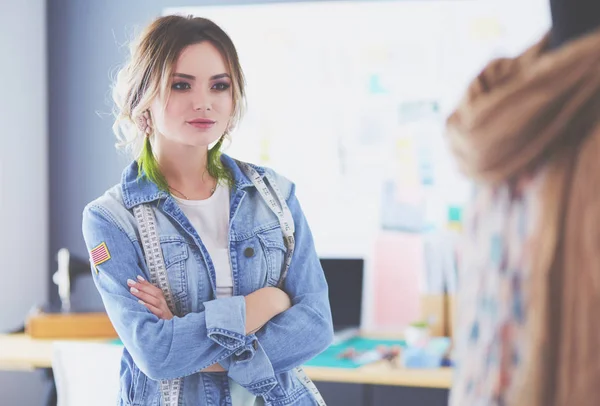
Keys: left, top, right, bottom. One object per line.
{"left": 172, "top": 73, "right": 231, "bottom": 81}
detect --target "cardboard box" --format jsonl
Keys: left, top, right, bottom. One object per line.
{"left": 446, "top": 294, "right": 456, "bottom": 339}
{"left": 419, "top": 294, "right": 446, "bottom": 336}
{"left": 26, "top": 311, "right": 118, "bottom": 339}
{"left": 419, "top": 294, "right": 456, "bottom": 337}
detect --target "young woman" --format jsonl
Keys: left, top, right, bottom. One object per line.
{"left": 82, "top": 15, "right": 333, "bottom": 406}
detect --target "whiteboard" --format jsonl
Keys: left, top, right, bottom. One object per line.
{"left": 165, "top": 0, "right": 550, "bottom": 328}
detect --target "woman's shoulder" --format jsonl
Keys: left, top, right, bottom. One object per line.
{"left": 84, "top": 184, "right": 126, "bottom": 213}
{"left": 82, "top": 183, "right": 135, "bottom": 235}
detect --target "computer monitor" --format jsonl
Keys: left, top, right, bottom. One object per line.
{"left": 319, "top": 258, "right": 364, "bottom": 334}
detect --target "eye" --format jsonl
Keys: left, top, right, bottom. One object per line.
{"left": 212, "top": 82, "right": 231, "bottom": 91}
{"left": 172, "top": 82, "right": 191, "bottom": 91}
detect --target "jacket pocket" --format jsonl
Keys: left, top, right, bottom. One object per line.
{"left": 256, "top": 226, "right": 287, "bottom": 287}
{"left": 159, "top": 236, "right": 189, "bottom": 301}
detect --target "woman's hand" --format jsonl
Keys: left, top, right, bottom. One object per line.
{"left": 127, "top": 276, "right": 174, "bottom": 320}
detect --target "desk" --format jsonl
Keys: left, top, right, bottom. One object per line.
{"left": 0, "top": 334, "right": 452, "bottom": 389}
{"left": 0, "top": 334, "right": 105, "bottom": 371}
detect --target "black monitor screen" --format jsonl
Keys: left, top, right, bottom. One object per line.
{"left": 319, "top": 258, "right": 364, "bottom": 330}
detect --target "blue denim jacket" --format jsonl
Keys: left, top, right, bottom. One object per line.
{"left": 81, "top": 154, "right": 334, "bottom": 406}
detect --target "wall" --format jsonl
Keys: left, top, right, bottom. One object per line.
{"left": 0, "top": 0, "right": 48, "bottom": 404}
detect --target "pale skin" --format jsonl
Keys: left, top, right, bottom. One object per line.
{"left": 128, "top": 41, "right": 291, "bottom": 372}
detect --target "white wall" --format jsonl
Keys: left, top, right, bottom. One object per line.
{"left": 0, "top": 0, "right": 48, "bottom": 331}
{"left": 0, "top": 0, "right": 48, "bottom": 404}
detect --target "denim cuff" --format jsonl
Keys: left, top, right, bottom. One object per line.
{"left": 234, "top": 334, "right": 259, "bottom": 363}
{"left": 204, "top": 296, "right": 247, "bottom": 350}
{"left": 218, "top": 334, "right": 258, "bottom": 370}
{"left": 227, "top": 338, "right": 277, "bottom": 396}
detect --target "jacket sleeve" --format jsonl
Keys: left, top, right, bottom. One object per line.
{"left": 224, "top": 183, "right": 334, "bottom": 395}
{"left": 82, "top": 204, "right": 248, "bottom": 381}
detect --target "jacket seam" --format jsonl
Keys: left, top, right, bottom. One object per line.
{"left": 232, "top": 221, "right": 281, "bottom": 242}
{"left": 88, "top": 204, "right": 136, "bottom": 242}
{"left": 285, "top": 182, "right": 295, "bottom": 203}
{"left": 206, "top": 328, "right": 247, "bottom": 350}
{"left": 164, "top": 347, "right": 236, "bottom": 380}
{"left": 265, "top": 386, "right": 308, "bottom": 406}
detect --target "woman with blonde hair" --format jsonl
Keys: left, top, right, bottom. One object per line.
{"left": 82, "top": 15, "right": 332, "bottom": 406}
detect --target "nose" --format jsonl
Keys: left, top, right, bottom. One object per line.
{"left": 193, "top": 88, "right": 211, "bottom": 111}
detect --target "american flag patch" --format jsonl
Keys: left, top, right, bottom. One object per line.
{"left": 90, "top": 242, "right": 111, "bottom": 273}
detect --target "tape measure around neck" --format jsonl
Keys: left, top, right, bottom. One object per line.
{"left": 239, "top": 163, "right": 295, "bottom": 288}
{"left": 133, "top": 204, "right": 182, "bottom": 406}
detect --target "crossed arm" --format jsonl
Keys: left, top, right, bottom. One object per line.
{"left": 127, "top": 278, "right": 291, "bottom": 372}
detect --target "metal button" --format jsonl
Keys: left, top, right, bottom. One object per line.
{"left": 244, "top": 247, "right": 255, "bottom": 258}
{"left": 253, "top": 340, "right": 258, "bottom": 350}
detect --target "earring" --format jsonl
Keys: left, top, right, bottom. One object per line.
{"left": 136, "top": 111, "right": 153, "bottom": 136}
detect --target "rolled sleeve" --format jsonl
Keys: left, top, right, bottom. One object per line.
{"left": 204, "top": 295, "right": 248, "bottom": 350}
{"left": 222, "top": 335, "right": 277, "bottom": 396}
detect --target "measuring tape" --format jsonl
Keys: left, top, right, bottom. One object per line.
{"left": 239, "top": 163, "right": 295, "bottom": 288}
{"left": 295, "top": 367, "right": 327, "bottom": 406}
{"left": 240, "top": 163, "right": 327, "bottom": 406}
{"left": 134, "top": 204, "right": 182, "bottom": 406}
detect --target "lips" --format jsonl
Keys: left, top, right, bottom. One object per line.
{"left": 187, "top": 118, "right": 216, "bottom": 129}
{"left": 188, "top": 118, "right": 215, "bottom": 124}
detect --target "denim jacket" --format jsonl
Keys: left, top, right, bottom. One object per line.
{"left": 81, "top": 154, "right": 334, "bottom": 406}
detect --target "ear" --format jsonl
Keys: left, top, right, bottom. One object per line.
{"left": 136, "top": 110, "right": 153, "bottom": 135}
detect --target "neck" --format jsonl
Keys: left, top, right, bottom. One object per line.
{"left": 548, "top": 0, "right": 600, "bottom": 50}
{"left": 154, "top": 139, "right": 216, "bottom": 200}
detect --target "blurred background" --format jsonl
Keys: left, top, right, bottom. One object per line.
{"left": 0, "top": 0, "right": 550, "bottom": 405}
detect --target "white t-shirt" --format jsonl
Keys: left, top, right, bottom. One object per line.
{"left": 174, "top": 184, "right": 263, "bottom": 406}
{"left": 174, "top": 183, "right": 233, "bottom": 298}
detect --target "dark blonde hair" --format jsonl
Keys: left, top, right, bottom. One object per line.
{"left": 112, "top": 15, "right": 246, "bottom": 189}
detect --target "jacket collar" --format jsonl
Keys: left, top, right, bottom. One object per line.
{"left": 121, "top": 153, "right": 265, "bottom": 209}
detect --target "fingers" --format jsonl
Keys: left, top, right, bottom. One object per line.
{"left": 127, "top": 277, "right": 163, "bottom": 307}
{"left": 138, "top": 299, "right": 171, "bottom": 320}
{"left": 127, "top": 275, "right": 174, "bottom": 320}
{"left": 133, "top": 276, "right": 161, "bottom": 295}
{"left": 130, "top": 288, "right": 161, "bottom": 308}
{"left": 127, "top": 275, "right": 159, "bottom": 295}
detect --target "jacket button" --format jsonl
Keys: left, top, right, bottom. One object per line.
{"left": 244, "top": 247, "right": 255, "bottom": 258}
{"left": 253, "top": 340, "right": 258, "bottom": 350}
